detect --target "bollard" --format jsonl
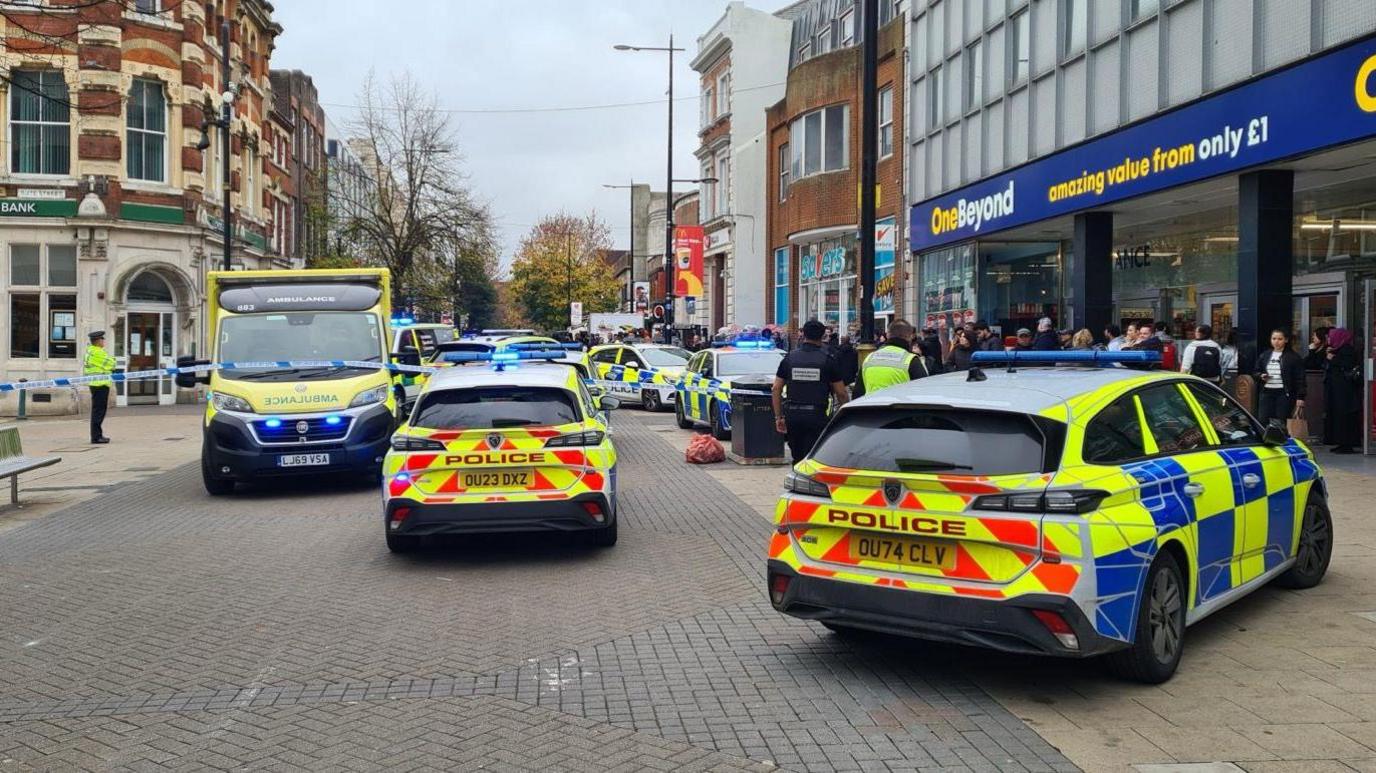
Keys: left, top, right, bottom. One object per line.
{"left": 16, "top": 379, "right": 28, "bottom": 420}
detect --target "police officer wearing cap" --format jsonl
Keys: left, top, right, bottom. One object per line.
{"left": 83, "top": 330, "right": 117, "bottom": 444}
{"left": 856, "top": 319, "right": 931, "bottom": 397}
{"left": 772, "top": 319, "right": 848, "bottom": 462}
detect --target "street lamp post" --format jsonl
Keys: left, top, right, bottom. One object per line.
{"left": 614, "top": 38, "right": 684, "bottom": 343}
{"left": 602, "top": 181, "right": 637, "bottom": 311}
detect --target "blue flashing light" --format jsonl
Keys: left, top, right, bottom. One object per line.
{"left": 969, "top": 350, "right": 1161, "bottom": 365}
{"left": 392, "top": 317, "right": 417, "bottom": 326}
{"left": 264, "top": 418, "right": 283, "bottom": 429}
{"left": 395, "top": 472, "right": 410, "bottom": 482}
{"left": 712, "top": 337, "right": 775, "bottom": 350}
{"left": 492, "top": 352, "right": 520, "bottom": 363}
{"left": 324, "top": 415, "right": 343, "bottom": 426}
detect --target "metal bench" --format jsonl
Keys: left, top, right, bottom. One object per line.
{"left": 0, "top": 423, "right": 61, "bottom": 506}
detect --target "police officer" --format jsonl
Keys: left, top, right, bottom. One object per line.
{"left": 772, "top": 319, "right": 848, "bottom": 462}
{"left": 84, "top": 330, "right": 118, "bottom": 444}
{"left": 857, "top": 319, "right": 931, "bottom": 397}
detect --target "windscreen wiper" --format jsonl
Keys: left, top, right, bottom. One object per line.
{"left": 894, "top": 458, "right": 974, "bottom": 472}
{"left": 490, "top": 418, "right": 538, "bottom": 428}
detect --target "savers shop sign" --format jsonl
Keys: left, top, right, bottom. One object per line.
{"left": 911, "top": 34, "right": 1376, "bottom": 252}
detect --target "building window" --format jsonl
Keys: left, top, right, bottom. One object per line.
{"left": 774, "top": 247, "right": 790, "bottom": 327}
{"left": 878, "top": 86, "right": 893, "bottom": 158}
{"left": 1062, "top": 0, "right": 1087, "bottom": 59}
{"left": 1009, "top": 9, "right": 1030, "bottom": 87}
{"left": 878, "top": 0, "right": 897, "bottom": 25}
{"left": 778, "top": 143, "right": 790, "bottom": 201}
{"left": 8, "top": 244, "right": 78, "bottom": 360}
{"left": 126, "top": 78, "right": 166, "bottom": 182}
{"left": 243, "top": 145, "right": 255, "bottom": 216}
{"left": 134, "top": 0, "right": 161, "bottom": 12}
{"left": 788, "top": 104, "right": 848, "bottom": 179}
{"left": 1130, "top": 0, "right": 1159, "bottom": 21}
{"left": 716, "top": 72, "right": 730, "bottom": 116}
{"left": 700, "top": 162, "right": 715, "bottom": 221}
{"left": 701, "top": 86, "right": 714, "bottom": 127}
{"left": 965, "top": 40, "right": 984, "bottom": 111}
{"left": 718, "top": 154, "right": 731, "bottom": 212}
{"left": 839, "top": 9, "right": 855, "bottom": 44}
{"left": 814, "top": 26, "right": 831, "bottom": 55}
{"left": 9, "top": 70, "right": 70, "bottom": 176}
{"left": 797, "top": 40, "right": 811, "bottom": 63}
{"left": 928, "top": 65, "right": 944, "bottom": 128}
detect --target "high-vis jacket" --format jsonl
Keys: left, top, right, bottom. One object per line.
{"left": 860, "top": 344, "right": 926, "bottom": 394}
{"left": 83, "top": 345, "right": 118, "bottom": 388}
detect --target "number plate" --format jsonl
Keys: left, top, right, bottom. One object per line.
{"left": 461, "top": 471, "right": 531, "bottom": 491}
{"left": 278, "top": 453, "right": 331, "bottom": 468}
{"left": 848, "top": 534, "right": 957, "bottom": 571}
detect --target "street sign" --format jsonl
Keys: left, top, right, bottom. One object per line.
{"left": 570, "top": 301, "right": 584, "bottom": 327}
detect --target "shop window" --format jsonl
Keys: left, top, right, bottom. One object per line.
{"left": 48, "top": 245, "right": 76, "bottom": 286}
{"left": 977, "top": 242, "right": 1061, "bottom": 337}
{"left": 798, "top": 235, "right": 857, "bottom": 330}
{"left": 789, "top": 104, "right": 849, "bottom": 179}
{"left": 9, "top": 294, "right": 41, "bottom": 359}
{"left": 11, "top": 245, "right": 41, "bottom": 285}
{"left": 9, "top": 70, "right": 70, "bottom": 176}
{"left": 774, "top": 247, "right": 790, "bottom": 327}
{"left": 127, "top": 78, "right": 166, "bottom": 182}
{"left": 8, "top": 245, "right": 77, "bottom": 360}
{"left": 919, "top": 244, "right": 975, "bottom": 332}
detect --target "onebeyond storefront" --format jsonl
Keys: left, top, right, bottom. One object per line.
{"left": 910, "top": 32, "right": 1376, "bottom": 455}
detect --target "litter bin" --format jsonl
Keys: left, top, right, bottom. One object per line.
{"left": 729, "top": 382, "right": 785, "bottom": 464}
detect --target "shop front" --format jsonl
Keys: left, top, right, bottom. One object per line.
{"left": 796, "top": 231, "right": 857, "bottom": 333}
{"left": 910, "top": 32, "right": 1376, "bottom": 453}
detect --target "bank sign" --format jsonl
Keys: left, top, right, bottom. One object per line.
{"left": 910, "top": 34, "right": 1376, "bottom": 252}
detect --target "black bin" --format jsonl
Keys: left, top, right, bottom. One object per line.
{"left": 730, "top": 384, "right": 785, "bottom": 461}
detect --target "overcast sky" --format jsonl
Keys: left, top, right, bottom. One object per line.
{"left": 272, "top": 0, "right": 795, "bottom": 273}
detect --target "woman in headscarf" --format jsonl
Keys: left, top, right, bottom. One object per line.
{"left": 1322, "top": 328, "right": 1362, "bottom": 454}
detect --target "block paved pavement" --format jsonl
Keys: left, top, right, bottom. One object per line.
{"left": 683, "top": 411, "right": 1376, "bottom": 773}
{"left": 0, "top": 409, "right": 1075, "bottom": 771}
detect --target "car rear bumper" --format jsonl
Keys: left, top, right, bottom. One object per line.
{"left": 767, "top": 560, "right": 1121, "bottom": 657}
{"left": 386, "top": 493, "right": 615, "bottom": 536}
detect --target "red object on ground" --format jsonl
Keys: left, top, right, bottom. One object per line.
{"left": 686, "top": 433, "right": 726, "bottom": 464}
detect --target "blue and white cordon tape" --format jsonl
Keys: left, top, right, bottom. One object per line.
{"left": 0, "top": 360, "right": 437, "bottom": 394}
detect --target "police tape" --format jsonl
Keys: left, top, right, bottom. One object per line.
{"left": 0, "top": 360, "right": 438, "bottom": 393}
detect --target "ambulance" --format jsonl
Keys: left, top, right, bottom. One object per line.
{"left": 177, "top": 269, "right": 400, "bottom": 495}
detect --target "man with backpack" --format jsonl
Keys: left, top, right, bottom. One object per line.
{"left": 1180, "top": 324, "right": 1223, "bottom": 383}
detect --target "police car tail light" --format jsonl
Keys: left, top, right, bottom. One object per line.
{"left": 1031, "top": 609, "right": 1079, "bottom": 650}
{"left": 769, "top": 573, "right": 791, "bottom": 606}
{"left": 580, "top": 501, "right": 606, "bottom": 523}
{"left": 784, "top": 470, "right": 830, "bottom": 498}
{"left": 391, "top": 435, "right": 445, "bottom": 452}
{"left": 972, "top": 489, "right": 1107, "bottom": 514}
{"left": 389, "top": 507, "right": 412, "bottom": 531}
{"left": 545, "top": 430, "right": 605, "bottom": 447}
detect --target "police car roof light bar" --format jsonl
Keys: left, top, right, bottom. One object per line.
{"left": 712, "top": 337, "right": 775, "bottom": 349}
{"left": 504, "top": 342, "right": 583, "bottom": 351}
{"left": 969, "top": 350, "right": 1161, "bottom": 366}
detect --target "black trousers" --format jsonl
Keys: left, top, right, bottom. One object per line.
{"left": 784, "top": 405, "right": 827, "bottom": 462}
{"left": 89, "top": 385, "right": 109, "bottom": 441}
{"left": 1256, "top": 389, "right": 1292, "bottom": 428}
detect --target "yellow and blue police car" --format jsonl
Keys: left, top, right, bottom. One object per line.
{"left": 767, "top": 350, "right": 1332, "bottom": 683}
{"left": 382, "top": 348, "right": 621, "bottom": 553}
{"left": 673, "top": 339, "right": 784, "bottom": 439}
{"left": 589, "top": 343, "right": 691, "bottom": 411}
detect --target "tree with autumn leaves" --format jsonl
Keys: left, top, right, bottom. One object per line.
{"left": 508, "top": 213, "right": 621, "bottom": 332}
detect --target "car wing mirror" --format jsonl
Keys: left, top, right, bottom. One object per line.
{"left": 174, "top": 355, "right": 211, "bottom": 388}
{"left": 1262, "top": 423, "right": 1289, "bottom": 446}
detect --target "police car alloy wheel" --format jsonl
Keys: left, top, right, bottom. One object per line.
{"left": 1105, "top": 551, "right": 1186, "bottom": 684}
{"left": 675, "top": 402, "right": 692, "bottom": 429}
{"left": 1275, "top": 494, "right": 1333, "bottom": 589}
{"left": 641, "top": 390, "right": 661, "bottom": 412}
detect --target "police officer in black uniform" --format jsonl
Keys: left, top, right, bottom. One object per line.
{"left": 772, "top": 319, "right": 849, "bottom": 462}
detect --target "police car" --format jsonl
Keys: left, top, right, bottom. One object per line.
{"left": 767, "top": 350, "right": 1332, "bottom": 683}
{"left": 673, "top": 339, "right": 784, "bottom": 439}
{"left": 388, "top": 321, "right": 457, "bottom": 413}
{"left": 382, "top": 349, "right": 621, "bottom": 553}
{"left": 588, "top": 343, "right": 691, "bottom": 411}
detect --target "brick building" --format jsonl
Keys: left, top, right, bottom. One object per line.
{"left": 0, "top": 0, "right": 284, "bottom": 410}
{"left": 766, "top": 0, "right": 906, "bottom": 337}
{"left": 268, "top": 68, "right": 325, "bottom": 264}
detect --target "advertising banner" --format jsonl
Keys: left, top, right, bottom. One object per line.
{"left": 910, "top": 34, "right": 1376, "bottom": 252}
{"left": 673, "top": 225, "right": 705, "bottom": 297}
{"left": 632, "top": 281, "right": 650, "bottom": 312}
{"left": 874, "top": 217, "right": 897, "bottom": 314}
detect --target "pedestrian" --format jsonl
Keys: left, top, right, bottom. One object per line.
{"left": 1103, "top": 324, "right": 1123, "bottom": 351}
{"left": 835, "top": 335, "right": 859, "bottom": 388}
{"left": 1057, "top": 328, "right": 1075, "bottom": 349}
{"left": 1128, "top": 320, "right": 1162, "bottom": 353}
{"left": 1122, "top": 322, "right": 1140, "bottom": 351}
{"left": 83, "top": 330, "right": 117, "bottom": 445}
{"left": 919, "top": 327, "right": 944, "bottom": 371}
{"left": 974, "top": 321, "right": 1002, "bottom": 351}
{"left": 944, "top": 328, "right": 976, "bottom": 372}
{"left": 1304, "top": 326, "right": 1330, "bottom": 370}
{"left": 1181, "top": 324, "right": 1224, "bottom": 383}
{"left": 1253, "top": 328, "right": 1305, "bottom": 428}
{"left": 856, "top": 320, "right": 931, "bottom": 397}
{"left": 1322, "top": 327, "right": 1362, "bottom": 454}
{"left": 1070, "top": 329, "right": 1095, "bottom": 350}
{"left": 1221, "top": 329, "right": 1239, "bottom": 379}
{"left": 1032, "top": 317, "right": 1059, "bottom": 350}
{"left": 1013, "top": 327, "right": 1034, "bottom": 350}
{"left": 772, "top": 319, "right": 849, "bottom": 462}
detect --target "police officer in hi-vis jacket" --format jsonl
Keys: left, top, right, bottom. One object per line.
{"left": 83, "top": 330, "right": 118, "bottom": 444}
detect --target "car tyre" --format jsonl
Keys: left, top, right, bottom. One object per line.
{"left": 587, "top": 520, "right": 618, "bottom": 547}
{"left": 642, "top": 390, "right": 662, "bottom": 412}
{"left": 1105, "top": 550, "right": 1186, "bottom": 684}
{"left": 202, "top": 454, "right": 234, "bottom": 496}
{"left": 1275, "top": 494, "right": 1333, "bottom": 589}
{"left": 675, "top": 402, "right": 693, "bottom": 429}
{"left": 710, "top": 405, "right": 731, "bottom": 441}
{"left": 386, "top": 531, "right": 422, "bottom": 554}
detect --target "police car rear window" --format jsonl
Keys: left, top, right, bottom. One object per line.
{"left": 717, "top": 351, "right": 784, "bottom": 376}
{"left": 810, "top": 408, "right": 1061, "bottom": 475}
{"left": 412, "top": 387, "right": 580, "bottom": 430}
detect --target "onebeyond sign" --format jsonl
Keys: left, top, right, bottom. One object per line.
{"left": 910, "top": 34, "right": 1376, "bottom": 252}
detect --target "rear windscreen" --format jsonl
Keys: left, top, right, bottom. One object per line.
{"left": 412, "top": 387, "right": 579, "bottom": 430}
{"left": 810, "top": 408, "right": 1059, "bottom": 475}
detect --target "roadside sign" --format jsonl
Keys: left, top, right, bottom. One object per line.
{"left": 570, "top": 301, "right": 584, "bottom": 327}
